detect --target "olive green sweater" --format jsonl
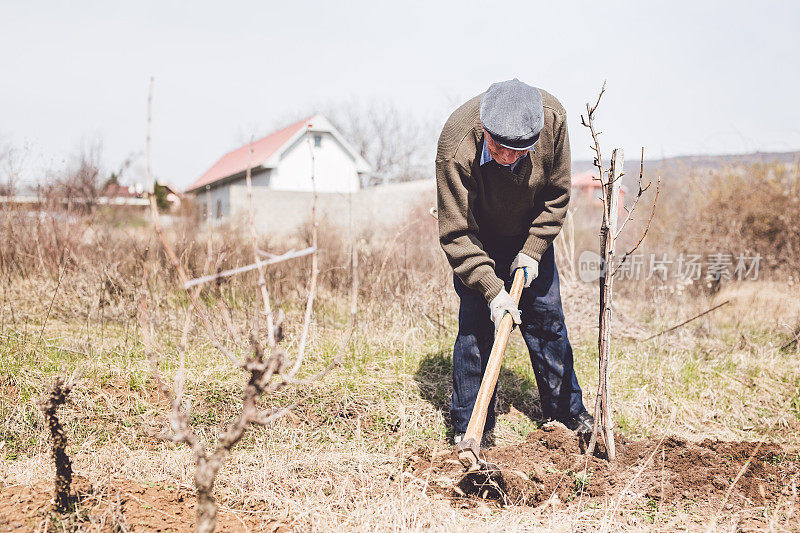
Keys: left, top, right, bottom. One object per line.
{"left": 435, "top": 90, "right": 571, "bottom": 302}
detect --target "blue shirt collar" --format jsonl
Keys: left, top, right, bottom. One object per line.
{"left": 480, "top": 138, "right": 530, "bottom": 172}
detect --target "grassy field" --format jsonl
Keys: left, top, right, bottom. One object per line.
{"left": 1, "top": 238, "right": 799, "bottom": 532}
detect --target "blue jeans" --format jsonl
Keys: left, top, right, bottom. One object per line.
{"left": 450, "top": 239, "right": 586, "bottom": 434}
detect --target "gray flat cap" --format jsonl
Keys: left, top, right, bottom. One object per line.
{"left": 480, "top": 79, "right": 544, "bottom": 150}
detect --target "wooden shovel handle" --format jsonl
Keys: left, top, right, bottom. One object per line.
{"left": 457, "top": 268, "right": 526, "bottom": 464}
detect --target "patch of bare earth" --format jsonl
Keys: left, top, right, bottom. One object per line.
{"left": 407, "top": 423, "right": 800, "bottom": 519}
{"left": 0, "top": 476, "right": 290, "bottom": 532}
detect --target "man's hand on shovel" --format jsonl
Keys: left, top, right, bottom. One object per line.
{"left": 489, "top": 290, "right": 521, "bottom": 333}
{"left": 510, "top": 252, "right": 538, "bottom": 288}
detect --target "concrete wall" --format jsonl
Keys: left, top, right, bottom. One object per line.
{"left": 227, "top": 179, "right": 436, "bottom": 236}
{"left": 194, "top": 168, "right": 271, "bottom": 218}
{"left": 200, "top": 185, "right": 231, "bottom": 219}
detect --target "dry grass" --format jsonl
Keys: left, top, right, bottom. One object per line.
{"left": 1, "top": 193, "right": 799, "bottom": 530}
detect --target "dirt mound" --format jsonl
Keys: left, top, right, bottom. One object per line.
{"left": 406, "top": 423, "right": 800, "bottom": 511}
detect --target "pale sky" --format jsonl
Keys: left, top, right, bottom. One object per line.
{"left": 2, "top": 0, "right": 798, "bottom": 189}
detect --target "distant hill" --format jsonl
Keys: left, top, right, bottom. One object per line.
{"left": 573, "top": 151, "right": 799, "bottom": 188}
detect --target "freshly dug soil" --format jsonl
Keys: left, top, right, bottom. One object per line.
{"left": 406, "top": 423, "right": 800, "bottom": 511}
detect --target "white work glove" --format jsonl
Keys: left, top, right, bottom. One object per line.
{"left": 510, "top": 252, "right": 539, "bottom": 288}
{"left": 488, "top": 289, "right": 521, "bottom": 332}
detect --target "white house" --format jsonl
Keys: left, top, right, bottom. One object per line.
{"left": 186, "top": 114, "right": 373, "bottom": 219}
{"left": 187, "top": 114, "right": 436, "bottom": 236}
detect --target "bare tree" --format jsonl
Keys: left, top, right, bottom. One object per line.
{"left": 325, "top": 100, "right": 434, "bottom": 186}
{"left": 140, "top": 78, "right": 351, "bottom": 532}
{"left": 55, "top": 144, "right": 104, "bottom": 213}
{"left": 581, "top": 83, "right": 660, "bottom": 460}
{"left": 0, "top": 144, "right": 23, "bottom": 197}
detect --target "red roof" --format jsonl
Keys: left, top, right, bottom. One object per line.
{"left": 187, "top": 116, "right": 311, "bottom": 192}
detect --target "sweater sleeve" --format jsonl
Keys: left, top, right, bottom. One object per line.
{"left": 436, "top": 157, "right": 505, "bottom": 302}
{"left": 521, "top": 113, "right": 572, "bottom": 262}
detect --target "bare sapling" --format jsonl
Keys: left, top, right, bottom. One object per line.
{"left": 139, "top": 78, "right": 350, "bottom": 532}
{"left": 580, "top": 83, "right": 661, "bottom": 460}
{"left": 38, "top": 374, "right": 80, "bottom": 513}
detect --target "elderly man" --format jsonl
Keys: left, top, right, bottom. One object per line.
{"left": 436, "top": 79, "right": 593, "bottom": 446}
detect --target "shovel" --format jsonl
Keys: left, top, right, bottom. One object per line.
{"left": 456, "top": 268, "right": 526, "bottom": 472}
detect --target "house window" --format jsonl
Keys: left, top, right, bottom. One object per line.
{"left": 313, "top": 134, "right": 322, "bottom": 148}
{"left": 216, "top": 199, "right": 222, "bottom": 220}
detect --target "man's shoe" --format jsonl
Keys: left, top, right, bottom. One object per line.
{"left": 561, "top": 411, "right": 594, "bottom": 434}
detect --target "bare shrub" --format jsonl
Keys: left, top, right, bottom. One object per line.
{"left": 684, "top": 161, "right": 800, "bottom": 273}
{"left": 139, "top": 82, "right": 351, "bottom": 532}
{"left": 38, "top": 376, "right": 77, "bottom": 513}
